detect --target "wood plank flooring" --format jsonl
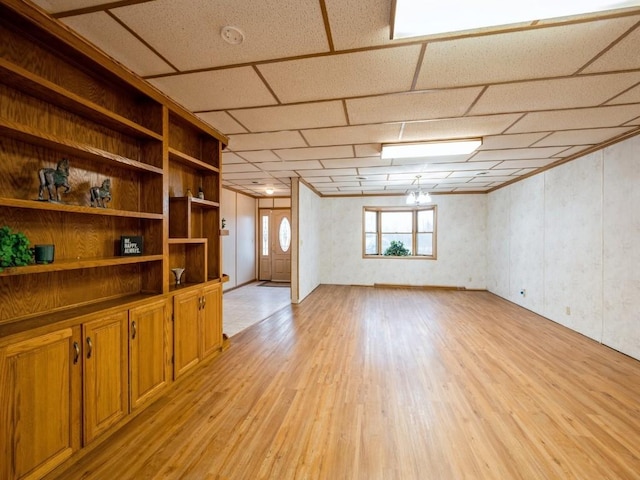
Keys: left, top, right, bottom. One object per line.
{"left": 47, "top": 285, "right": 640, "bottom": 479}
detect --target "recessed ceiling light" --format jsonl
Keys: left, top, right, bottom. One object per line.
{"left": 221, "top": 26, "right": 244, "bottom": 45}
{"left": 356, "top": 176, "right": 368, "bottom": 180}
{"left": 381, "top": 139, "right": 482, "bottom": 159}
{"left": 392, "top": 0, "right": 640, "bottom": 39}
{"left": 265, "top": 187, "right": 274, "bottom": 195}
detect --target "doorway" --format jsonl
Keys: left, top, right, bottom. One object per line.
{"left": 259, "top": 208, "right": 291, "bottom": 282}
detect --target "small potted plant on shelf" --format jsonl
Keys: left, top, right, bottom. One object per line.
{"left": 0, "top": 226, "right": 33, "bottom": 272}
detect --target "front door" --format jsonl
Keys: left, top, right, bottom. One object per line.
{"left": 259, "top": 209, "right": 291, "bottom": 282}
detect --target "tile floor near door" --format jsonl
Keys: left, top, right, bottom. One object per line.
{"left": 223, "top": 281, "right": 291, "bottom": 337}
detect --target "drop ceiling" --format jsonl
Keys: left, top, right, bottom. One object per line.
{"left": 31, "top": 0, "right": 640, "bottom": 197}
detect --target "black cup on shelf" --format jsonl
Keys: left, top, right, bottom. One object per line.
{"left": 34, "top": 244, "right": 55, "bottom": 264}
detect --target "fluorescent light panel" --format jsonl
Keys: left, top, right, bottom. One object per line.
{"left": 392, "top": 0, "right": 640, "bottom": 38}
{"left": 381, "top": 139, "right": 482, "bottom": 159}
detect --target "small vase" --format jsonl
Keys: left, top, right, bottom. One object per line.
{"left": 171, "top": 267, "right": 185, "bottom": 286}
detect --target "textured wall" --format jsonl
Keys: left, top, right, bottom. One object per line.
{"left": 297, "top": 182, "right": 322, "bottom": 302}
{"left": 487, "top": 134, "right": 640, "bottom": 360}
{"left": 318, "top": 194, "right": 487, "bottom": 288}
{"left": 221, "top": 188, "right": 256, "bottom": 290}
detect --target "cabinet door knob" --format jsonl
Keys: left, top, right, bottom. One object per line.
{"left": 73, "top": 341, "right": 80, "bottom": 364}
{"left": 86, "top": 337, "right": 93, "bottom": 359}
{"left": 131, "top": 320, "right": 137, "bottom": 339}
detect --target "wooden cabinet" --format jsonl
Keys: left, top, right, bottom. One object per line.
{"left": 0, "top": 2, "right": 227, "bottom": 477}
{"left": 173, "top": 282, "right": 223, "bottom": 379}
{"left": 82, "top": 311, "right": 129, "bottom": 444}
{"left": 0, "top": 328, "right": 81, "bottom": 480}
{"left": 129, "top": 299, "right": 170, "bottom": 411}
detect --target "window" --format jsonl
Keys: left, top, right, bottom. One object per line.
{"left": 363, "top": 206, "right": 436, "bottom": 258}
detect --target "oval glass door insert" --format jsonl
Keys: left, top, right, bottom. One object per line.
{"left": 279, "top": 217, "right": 291, "bottom": 252}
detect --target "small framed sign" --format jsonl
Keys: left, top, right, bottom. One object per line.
{"left": 120, "top": 236, "right": 143, "bottom": 256}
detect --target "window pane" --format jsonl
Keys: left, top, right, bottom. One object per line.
{"left": 381, "top": 211, "right": 412, "bottom": 232}
{"left": 417, "top": 209, "right": 433, "bottom": 232}
{"left": 417, "top": 233, "right": 433, "bottom": 255}
{"left": 279, "top": 217, "right": 291, "bottom": 252}
{"left": 261, "top": 215, "right": 269, "bottom": 256}
{"left": 365, "top": 233, "right": 378, "bottom": 254}
{"left": 382, "top": 234, "right": 412, "bottom": 254}
{"left": 365, "top": 210, "right": 377, "bottom": 232}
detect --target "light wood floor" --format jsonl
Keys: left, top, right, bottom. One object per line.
{"left": 48, "top": 285, "right": 640, "bottom": 480}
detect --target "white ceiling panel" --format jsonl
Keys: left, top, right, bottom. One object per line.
{"left": 197, "top": 111, "right": 248, "bottom": 134}
{"left": 303, "top": 124, "right": 403, "bottom": 146}
{"left": 607, "top": 84, "right": 640, "bottom": 105}
{"left": 496, "top": 159, "right": 559, "bottom": 169}
{"left": 112, "top": 0, "right": 329, "bottom": 70}
{"left": 61, "top": 13, "right": 172, "bottom": 77}
{"left": 267, "top": 170, "right": 299, "bottom": 178}
{"left": 228, "top": 131, "right": 307, "bottom": 151}
{"left": 470, "top": 73, "right": 640, "bottom": 115}
{"left": 257, "top": 45, "right": 423, "bottom": 103}
{"left": 355, "top": 144, "right": 382, "bottom": 157}
{"left": 299, "top": 169, "right": 358, "bottom": 177}
{"left": 471, "top": 147, "right": 567, "bottom": 161}
{"left": 480, "top": 133, "right": 550, "bottom": 149}
{"left": 275, "top": 146, "right": 354, "bottom": 161}
{"left": 259, "top": 160, "right": 323, "bottom": 171}
{"left": 150, "top": 67, "right": 277, "bottom": 111}
{"left": 401, "top": 114, "right": 523, "bottom": 141}
{"left": 222, "top": 152, "right": 249, "bottom": 164}
{"left": 31, "top": 0, "right": 111, "bottom": 13}
{"left": 229, "top": 101, "right": 347, "bottom": 132}
{"left": 392, "top": 154, "right": 473, "bottom": 165}
{"left": 324, "top": 0, "right": 396, "bottom": 50}
{"left": 582, "top": 20, "right": 640, "bottom": 73}
{"left": 238, "top": 150, "right": 282, "bottom": 163}
{"left": 321, "top": 158, "right": 391, "bottom": 169}
{"left": 222, "top": 163, "right": 262, "bottom": 173}
{"left": 346, "top": 87, "right": 483, "bottom": 125}
{"left": 415, "top": 16, "right": 640, "bottom": 89}
{"left": 532, "top": 127, "right": 635, "bottom": 146}
{"left": 507, "top": 105, "right": 640, "bottom": 133}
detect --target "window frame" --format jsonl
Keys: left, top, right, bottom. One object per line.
{"left": 363, "top": 205, "right": 437, "bottom": 259}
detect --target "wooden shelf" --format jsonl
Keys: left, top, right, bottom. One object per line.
{"left": 0, "top": 118, "right": 163, "bottom": 175}
{"left": 0, "top": 58, "right": 162, "bottom": 141}
{"left": 0, "top": 255, "right": 163, "bottom": 277}
{"left": 169, "top": 196, "right": 220, "bottom": 209}
{"left": 168, "top": 148, "right": 220, "bottom": 173}
{"left": 0, "top": 197, "right": 163, "bottom": 219}
{"left": 168, "top": 238, "right": 207, "bottom": 245}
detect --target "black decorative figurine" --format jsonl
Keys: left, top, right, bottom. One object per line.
{"left": 90, "top": 179, "right": 112, "bottom": 208}
{"left": 38, "top": 158, "right": 70, "bottom": 202}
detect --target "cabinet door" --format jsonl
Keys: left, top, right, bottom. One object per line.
{"left": 83, "top": 312, "right": 129, "bottom": 444}
{"left": 129, "top": 299, "right": 169, "bottom": 410}
{"left": 173, "top": 289, "right": 201, "bottom": 378}
{"left": 0, "top": 328, "right": 81, "bottom": 480}
{"left": 201, "top": 283, "right": 222, "bottom": 358}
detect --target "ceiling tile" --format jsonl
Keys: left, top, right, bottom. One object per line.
{"left": 222, "top": 163, "right": 262, "bottom": 173}
{"left": 506, "top": 105, "right": 640, "bottom": 133}
{"left": 275, "top": 145, "right": 354, "bottom": 161}
{"left": 401, "top": 114, "right": 523, "bottom": 141}
{"left": 607, "top": 84, "right": 640, "bottom": 105}
{"left": 112, "top": 0, "right": 329, "bottom": 70}
{"left": 197, "top": 111, "right": 248, "bottom": 134}
{"left": 239, "top": 150, "right": 282, "bottom": 163}
{"left": 355, "top": 144, "right": 381, "bottom": 157}
{"left": 303, "top": 123, "right": 403, "bottom": 146}
{"left": 470, "top": 73, "right": 640, "bottom": 115}
{"left": 31, "top": 0, "right": 112, "bottom": 13}
{"left": 150, "top": 67, "right": 277, "bottom": 111}
{"left": 298, "top": 168, "right": 358, "bottom": 177}
{"left": 471, "top": 147, "right": 567, "bottom": 161}
{"left": 266, "top": 170, "right": 299, "bottom": 178}
{"left": 321, "top": 158, "right": 391, "bottom": 168}
{"left": 392, "top": 154, "right": 473, "bottom": 165}
{"left": 229, "top": 101, "right": 347, "bottom": 132}
{"left": 531, "top": 127, "right": 635, "bottom": 146}
{"left": 346, "top": 87, "right": 483, "bottom": 124}
{"left": 228, "top": 131, "right": 307, "bottom": 151}
{"left": 496, "top": 158, "right": 558, "bottom": 169}
{"left": 61, "top": 13, "right": 173, "bottom": 77}
{"left": 260, "top": 160, "right": 323, "bottom": 171}
{"left": 223, "top": 171, "right": 277, "bottom": 181}
{"left": 222, "top": 152, "right": 247, "bottom": 164}
{"left": 582, "top": 20, "right": 640, "bottom": 73}
{"left": 257, "top": 45, "right": 422, "bottom": 103}
{"left": 415, "top": 16, "right": 639, "bottom": 89}
{"left": 480, "top": 133, "right": 549, "bottom": 149}
{"left": 324, "top": 0, "right": 397, "bottom": 50}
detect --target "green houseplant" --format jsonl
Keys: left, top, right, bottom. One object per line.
{"left": 0, "top": 226, "right": 33, "bottom": 272}
{"left": 384, "top": 240, "right": 410, "bottom": 256}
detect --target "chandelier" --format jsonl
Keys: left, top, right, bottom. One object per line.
{"left": 406, "top": 175, "right": 431, "bottom": 205}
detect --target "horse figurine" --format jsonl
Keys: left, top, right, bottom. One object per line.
{"left": 38, "top": 158, "right": 71, "bottom": 202}
{"left": 90, "top": 179, "right": 112, "bottom": 208}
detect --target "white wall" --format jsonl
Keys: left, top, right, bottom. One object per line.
{"left": 487, "top": 135, "right": 640, "bottom": 360}
{"left": 318, "top": 194, "right": 487, "bottom": 288}
{"left": 295, "top": 181, "right": 322, "bottom": 302}
{"left": 221, "top": 188, "right": 256, "bottom": 290}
